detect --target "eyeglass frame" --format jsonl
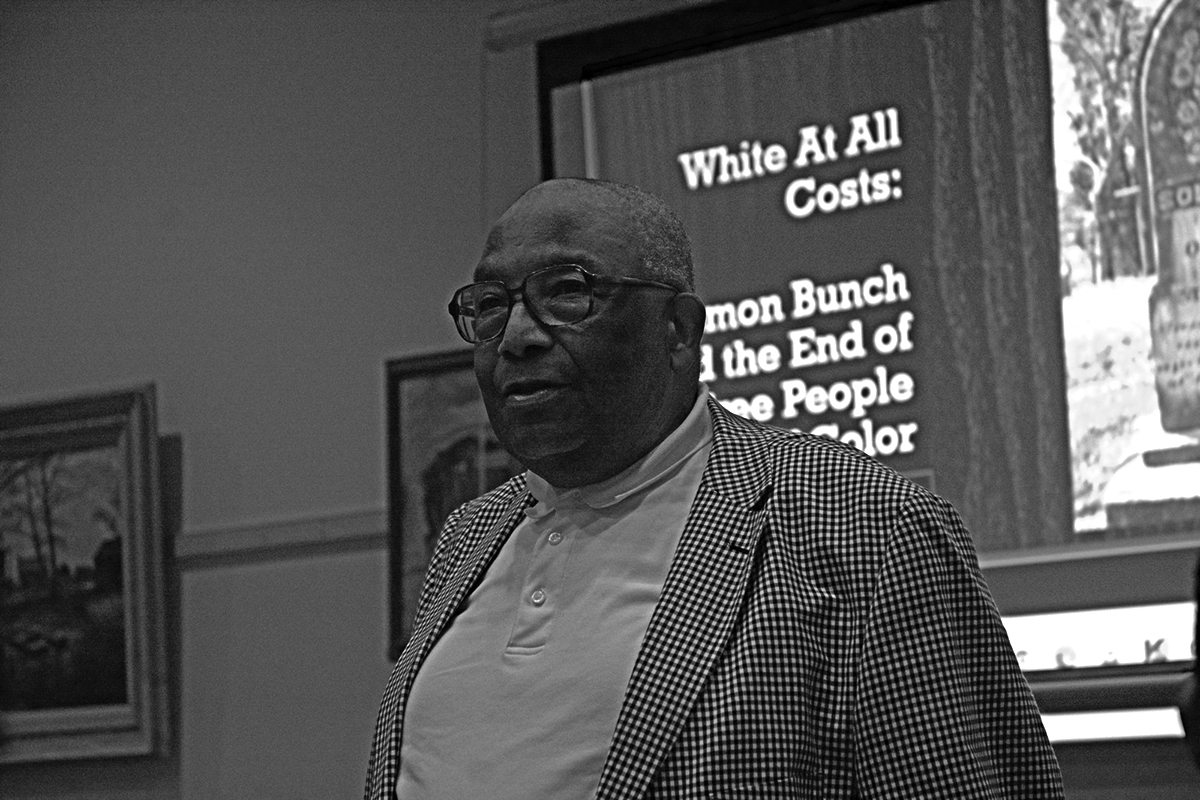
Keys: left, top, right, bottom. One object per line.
{"left": 447, "top": 263, "right": 681, "bottom": 344}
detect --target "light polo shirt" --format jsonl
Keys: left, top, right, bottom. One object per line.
{"left": 396, "top": 386, "right": 713, "bottom": 800}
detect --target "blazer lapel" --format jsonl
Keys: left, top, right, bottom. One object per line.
{"left": 596, "top": 403, "right": 775, "bottom": 800}
{"left": 377, "top": 488, "right": 532, "bottom": 799}
{"left": 404, "top": 488, "right": 533, "bottom": 692}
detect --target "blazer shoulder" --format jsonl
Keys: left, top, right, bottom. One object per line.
{"left": 708, "top": 397, "right": 924, "bottom": 501}
{"left": 446, "top": 472, "right": 529, "bottom": 534}
{"left": 428, "top": 472, "right": 530, "bottom": 563}
{"left": 707, "top": 400, "right": 980, "bottom": 608}
{"left": 706, "top": 398, "right": 958, "bottom": 556}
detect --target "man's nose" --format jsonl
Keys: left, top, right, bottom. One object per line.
{"left": 497, "top": 298, "right": 553, "bottom": 357}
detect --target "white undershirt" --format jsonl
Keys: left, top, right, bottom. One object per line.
{"left": 396, "top": 387, "right": 713, "bottom": 800}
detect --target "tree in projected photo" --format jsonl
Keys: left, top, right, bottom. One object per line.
{"left": 1055, "top": 0, "right": 1152, "bottom": 285}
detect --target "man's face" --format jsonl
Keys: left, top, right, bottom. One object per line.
{"left": 472, "top": 183, "right": 682, "bottom": 487}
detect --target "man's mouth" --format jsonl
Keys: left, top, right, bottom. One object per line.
{"left": 502, "top": 379, "right": 567, "bottom": 401}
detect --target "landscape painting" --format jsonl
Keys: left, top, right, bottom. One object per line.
{"left": 0, "top": 386, "right": 166, "bottom": 762}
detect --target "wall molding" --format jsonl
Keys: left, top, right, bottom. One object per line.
{"left": 175, "top": 508, "right": 386, "bottom": 571}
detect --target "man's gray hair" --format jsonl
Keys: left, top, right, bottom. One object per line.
{"left": 582, "top": 179, "right": 695, "bottom": 293}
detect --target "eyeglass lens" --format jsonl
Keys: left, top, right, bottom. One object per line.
{"left": 456, "top": 266, "right": 595, "bottom": 342}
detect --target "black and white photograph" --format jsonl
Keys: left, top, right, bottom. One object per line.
{"left": 3, "top": 1, "right": 1199, "bottom": 797}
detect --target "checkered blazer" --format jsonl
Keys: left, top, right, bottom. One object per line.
{"left": 365, "top": 398, "right": 1064, "bottom": 799}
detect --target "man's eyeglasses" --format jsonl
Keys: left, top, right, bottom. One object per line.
{"left": 448, "top": 264, "right": 679, "bottom": 344}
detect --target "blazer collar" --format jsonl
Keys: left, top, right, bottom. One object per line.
{"left": 698, "top": 396, "right": 775, "bottom": 517}
{"left": 395, "top": 485, "right": 534, "bottom": 721}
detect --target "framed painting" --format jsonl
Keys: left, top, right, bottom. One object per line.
{"left": 386, "top": 350, "right": 521, "bottom": 660}
{"left": 0, "top": 385, "right": 167, "bottom": 762}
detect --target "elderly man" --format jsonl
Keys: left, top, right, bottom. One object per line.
{"left": 365, "top": 178, "right": 1064, "bottom": 799}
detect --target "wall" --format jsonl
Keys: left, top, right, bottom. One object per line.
{"left": 0, "top": 1, "right": 499, "bottom": 797}
{"left": 1, "top": 0, "right": 1198, "bottom": 797}
{"left": 0, "top": 0, "right": 493, "bottom": 533}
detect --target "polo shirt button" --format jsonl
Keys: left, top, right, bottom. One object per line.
{"left": 548, "top": 531, "right": 563, "bottom": 545}
{"left": 531, "top": 589, "right": 547, "bottom": 606}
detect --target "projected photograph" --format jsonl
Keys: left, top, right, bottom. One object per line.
{"left": 1051, "top": 0, "right": 1200, "bottom": 537}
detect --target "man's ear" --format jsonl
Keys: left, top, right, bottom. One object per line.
{"left": 667, "top": 293, "right": 706, "bottom": 360}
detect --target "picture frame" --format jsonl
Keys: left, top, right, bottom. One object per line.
{"left": 0, "top": 385, "right": 167, "bottom": 762}
{"left": 385, "top": 350, "right": 521, "bottom": 660}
